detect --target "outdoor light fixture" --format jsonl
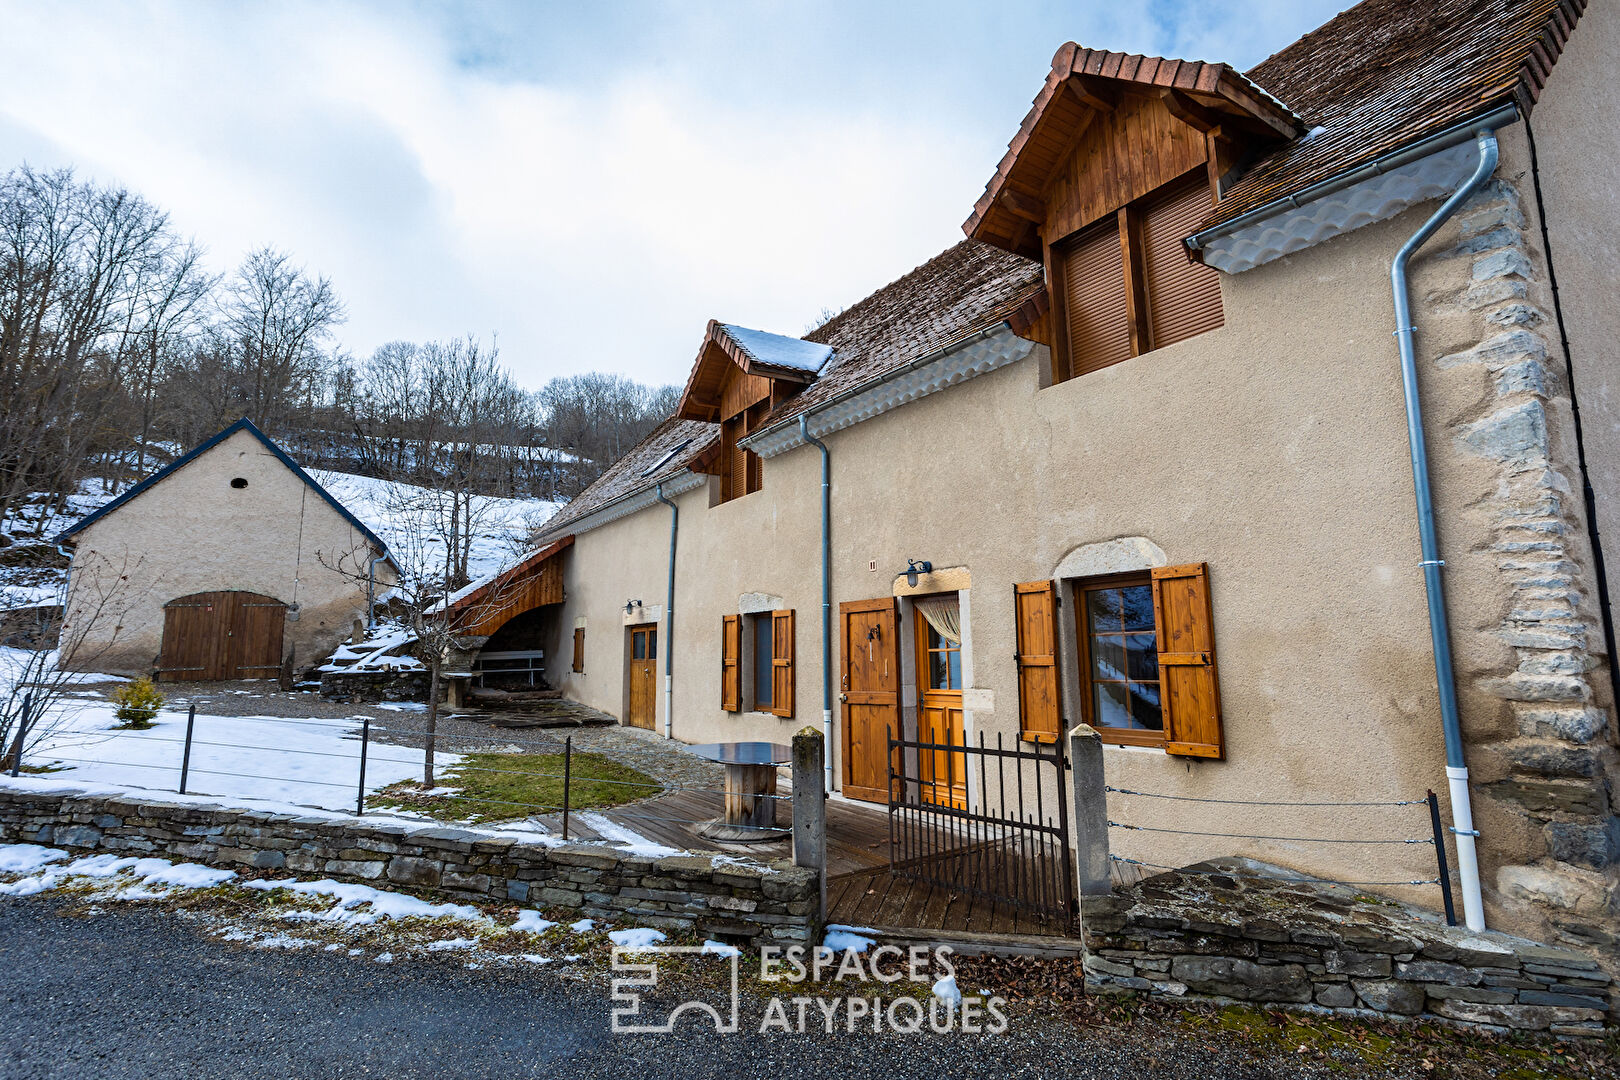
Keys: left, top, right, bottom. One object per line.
{"left": 905, "top": 559, "right": 933, "bottom": 588}
{"left": 625, "top": 599, "right": 641, "bottom": 614}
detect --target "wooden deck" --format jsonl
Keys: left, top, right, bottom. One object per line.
{"left": 533, "top": 785, "right": 1077, "bottom": 940}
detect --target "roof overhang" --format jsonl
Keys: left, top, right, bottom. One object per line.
{"left": 442, "top": 534, "right": 574, "bottom": 616}
{"left": 674, "top": 320, "right": 834, "bottom": 422}
{"left": 1186, "top": 103, "right": 1519, "bottom": 273}
{"left": 965, "top": 43, "right": 1302, "bottom": 257}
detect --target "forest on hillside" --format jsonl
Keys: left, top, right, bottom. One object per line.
{"left": 0, "top": 165, "right": 678, "bottom": 545}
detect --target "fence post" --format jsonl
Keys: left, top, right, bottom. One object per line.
{"left": 8, "top": 692, "right": 32, "bottom": 777}
{"left": 561, "top": 735, "right": 573, "bottom": 840}
{"left": 178, "top": 705, "right": 196, "bottom": 794}
{"left": 355, "top": 716, "right": 371, "bottom": 816}
{"left": 1428, "top": 789, "right": 1458, "bottom": 926}
{"left": 1067, "top": 724, "right": 1111, "bottom": 895}
{"left": 792, "top": 726, "right": 827, "bottom": 926}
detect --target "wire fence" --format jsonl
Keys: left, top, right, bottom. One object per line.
{"left": 1103, "top": 783, "right": 1458, "bottom": 925}
{"left": 12, "top": 703, "right": 790, "bottom": 843}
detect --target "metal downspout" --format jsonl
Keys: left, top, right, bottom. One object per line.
{"left": 655, "top": 482, "right": 678, "bottom": 739}
{"left": 366, "top": 554, "right": 390, "bottom": 629}
{"left": 800, "top": 415, "right": 834, "bottom": 792}
{"left": 1391, "top": 129, "right": 1500, "bottom": 932}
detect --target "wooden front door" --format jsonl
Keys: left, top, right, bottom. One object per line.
{"left": 627, "top": 625, "right": 658, "bottom": 730}
{"left": 915, "top": 602, "right": 967, "bottom": 810}
{"left": 158, "top": 591, "right": 285, "bottom": 682}
{"left": 840, "top": 597, "right": 899, "bottom": 804}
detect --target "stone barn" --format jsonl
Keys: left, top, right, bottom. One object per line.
{"left": 55, "top": 418, "right": 395, "bottom": 680}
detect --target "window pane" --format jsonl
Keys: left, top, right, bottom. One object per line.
{"left": 1129, "top": 683, "right": 1163, "bottom": 731}
{"left": 1088, "top": 588, "right": 1122, "bottom": 633}
{"left": 1091, "top": 636, "right": 1125, "bottom": 681}
{"left": 754, "top": 619, "right": 772, "bottom": 708}
{"left": 929, "top": 649, "right": 949, "bottom": 690}
{"left": 1121, "top": 585, "right": 1155, "bottom": 631}
{"left": 632, "top": 634, "right": 645, "bottom": 660}
{"left": 947, "top": 648, "right": 961, "bottom": 690}
{"left": 1126, "top": 633, "right": 1157, "bottom": 680}
{"left": 1094, "top": 681, "right": 1131, "bottom": 728}
{"left": 647, "top": 629, "right": 657, "bottom": 660}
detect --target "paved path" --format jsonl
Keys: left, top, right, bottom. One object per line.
{"left": 0, "top": 897, "right": 1351, "bottom": 1080}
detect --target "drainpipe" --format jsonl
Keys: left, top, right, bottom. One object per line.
{"left": 799, "top": 414, "right": 834, "bottom": 792}
{"left": 1391, "top": 129, "right": 1500, "bottom": 932}
{"left": 55, "top": 544, "right": 73, "bottom": 622}
{"left": 655, "top": 482, "right": 678, "bottom": 740}
{"left": 366, "top": 554, "right": 389, "bottom": 630}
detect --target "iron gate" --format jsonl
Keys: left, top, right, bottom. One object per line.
{"left": 887, "top": 727, "right": 1075, "bottom": 923}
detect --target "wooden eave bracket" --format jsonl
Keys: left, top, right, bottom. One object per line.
{"left": 1005, "top": 287, "right": 1050, "bottom": 340}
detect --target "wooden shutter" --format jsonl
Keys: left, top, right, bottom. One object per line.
{"left": 1141, "top": 177, "right": 1224, "bottom": 350}
{"left": 1057, "top": 221, "right": 1131, "bottom": 378}
{"left": 1151, "top": 562, "right": 1224, "bottom": 758}
{"left": 572, "top": 627, "right": 584, "bottom": 672}
{"left": 721, "top": 614, "right": 741, "bottom": 711}
{"left": 718, "top": 417, "right": 741, "bottom": 502}
{"left": 770, "top": 609, "right": 794, "bottom": 718}
{"left": 1014, "top": 581, "right": 1063, "bottom": 743}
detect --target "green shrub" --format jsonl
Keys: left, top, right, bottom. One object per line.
{"left": 112, "top": 676, "right": 164, "bottom": 729}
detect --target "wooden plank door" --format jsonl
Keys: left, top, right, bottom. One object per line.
{"left": 915, "top": 604, "right": 967, "bottom": 810}
{"left": 627, "top": 625, "right": 658, "bottom": 730}
{"left": 159, "top": 592, "right": 231, "bottom": 681}
{"left": 840, "top": 597, "right": 899, "bottom": 804}
{"left": 230, "top": 595, "right": 286, "bottom": 679}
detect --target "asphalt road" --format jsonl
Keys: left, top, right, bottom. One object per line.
{"left": 0, "top": 897, "right": 1365, "bottom": 1080}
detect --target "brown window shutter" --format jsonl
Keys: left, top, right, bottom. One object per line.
{"left": 1014, "top": 581, "right": 1063, "bottom": 743}
{"left": 770, "top": 609, "right": 794, "bottom": 718}
{"left": 1057, "top": 221, "right": 1131, "bottom": 378}
{"left": 1141, "top": 177, "right": 1224, "bottom": 350}
{"left": 721, "top": 614, "right": 741, "bottom": 711}
{"left": 572, "top": 627, "right": 584, "bottom": 673}
{"left": 1151, "top": 562, "right": 1224, "bottom": 758}
{"left": 719, "top": 418, "right": 740, "bottom": 502}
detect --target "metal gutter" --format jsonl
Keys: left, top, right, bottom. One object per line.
{"left": 799, "top": 415, "right": 834, "bottom": 791}
{"left": 1391, "top": 128, "right": 1502, "bottom": 932}
{"left": 1186, "top": 103, "right": 1520, "bottom": 255}
{"left": 655, "top": 482, "right": 679, "bottom": 740}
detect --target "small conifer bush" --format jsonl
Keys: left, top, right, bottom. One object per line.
{"left": 112, "top": 676, "right": 164, "bottom": 729}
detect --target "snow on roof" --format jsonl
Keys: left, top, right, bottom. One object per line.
{"left": 716, "top": 323, "right": 834, "bottom": 375}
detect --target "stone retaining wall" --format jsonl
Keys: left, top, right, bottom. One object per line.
{"left": 0, "top": 787, "right": 816, "bottom": 946}
{"left": 318, "top": 669, "right": 430, "bottom": 703}
{"left": 1083, "top": 868, "right": 1616, "bottom": 1038}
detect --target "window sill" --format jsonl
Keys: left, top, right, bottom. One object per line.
{"left": 1101, "top": 741, "right": 1166, "bottom": 755}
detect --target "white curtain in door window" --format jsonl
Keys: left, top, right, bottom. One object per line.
{"left": 914, "top": 595, "right": 961, "bottom": 645}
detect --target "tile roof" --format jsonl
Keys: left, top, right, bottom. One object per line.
{"left": 540, "top": 417, "right": 717, "bottom": 534}
{"left": 759, "top": 239, "right": 1044, "bottom": 429}
{"left": 1201, "top": 0, "right": 1585, "bottom": 230}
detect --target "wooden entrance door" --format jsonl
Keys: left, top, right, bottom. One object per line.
{"left": 627, "top": 625, "right": 658, "bottom": 730}
{"left": 840, "top": 597, "right": 899, "bottom": 804}
{"left": 915, "top": 602, "right": 967, "bottom": 810}
{"left": 158, "top": 591, "right": 286, "bottom": 682}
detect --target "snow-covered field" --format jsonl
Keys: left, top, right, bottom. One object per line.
{"left": 20, "top": 694, "right": 451, "bottom": 813}
{"left": 308, "top": 470, "right": 558, "bottom": 583}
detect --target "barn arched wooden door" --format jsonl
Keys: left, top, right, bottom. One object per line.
{"left": 158, "top": 591, "right": 286, "bottom": 682}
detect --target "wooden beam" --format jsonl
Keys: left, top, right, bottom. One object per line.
{"left": 1117, "top": 205, "right": 1149, "bottom": 357}
{"left": 998, "top": 186, "right": 1046, "bottom": 224}
{"left": 1160, "top": 89, "right": 1223, "bottom": 133}
{"left": 1063, "top": 75, "right": 1118, "bottom": 113}
{"left": 1204, "top": 126, "right": 1246, "bottom": 200}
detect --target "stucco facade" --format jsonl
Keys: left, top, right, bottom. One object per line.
{"left": 61, "top": 426, "right": 391, "bottom": 676}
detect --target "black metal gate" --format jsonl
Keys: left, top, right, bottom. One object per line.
{"left": 887, "top": 728, "right": 1075, "bottom": 923}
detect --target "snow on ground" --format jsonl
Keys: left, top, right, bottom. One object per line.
{"left": 20, "top": 695, "right": 454, "bottom": 813}
{"left": 316, "top": 624, "right": 423, "bottom": 673}
{"left": 574, "top": 812, "right": 684, "bottom": 857}
{"left": 0, "top": 847, "right": 234, "bottom": 898}
{"left": 0, "top": 647, "right": 128, "bottom": 699}
{"left": 241, "top": 877, "right": 488, "bottom": 926}
{"left": 607, "top": 927, "right": 667, "bottom": 950}
{"left": 823, "top": 924, "right": 879, "bottom": 953}
{"left": 514, "top": 910, "right": 556, "bottom": 934}
{"left": 308, "top": 470, "right": 559, "bottom": 584}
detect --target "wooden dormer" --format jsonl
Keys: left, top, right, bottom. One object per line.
{"left": 965, "top": 45, "right": 1301, "bottom": 384}
{"left": 675, "top": 320, "right": 833, "bottom": 503}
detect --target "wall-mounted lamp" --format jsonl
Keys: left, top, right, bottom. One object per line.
{"left": 905, "top": 559, "right": 933, "bottom": 588}
{"left": 625, "top": 599, "right": 642, "bottom": 614}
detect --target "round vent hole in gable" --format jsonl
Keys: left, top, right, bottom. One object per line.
{"left": 230, "top": 477, "right": 248, "bottom": 489}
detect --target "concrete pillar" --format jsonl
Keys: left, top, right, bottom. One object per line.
{"left": 1068, "top": 723, "right": 1112, "bottom": 895}
{"left": 791, "top": 727, "right": 827, "bottom": 924}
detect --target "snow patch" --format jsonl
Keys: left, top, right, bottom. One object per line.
{"left": 513, "top": 910, "right": 556, "bottom": 934}
{"left": 822, "top": 924, "right": 877, "bottom": 953}
{"left": 607, "top": 927, "right": 666, "bottom": 950}
{"left": 241, "top": 877, "right": 485, "bottom": 925}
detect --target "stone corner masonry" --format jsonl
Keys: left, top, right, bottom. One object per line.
{"left": 0, "top": 787, "right": 817, "bottom": 947}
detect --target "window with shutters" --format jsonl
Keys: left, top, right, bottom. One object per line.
{"left": 717, "top": 401, "right": 768, "bottom": 504}
{"left": 1069, "top": 565, "right": 1224, "bottom": 757}
{"left": 1051, "top": 171, "right": 1224, "bottom": 383}
{"left": 724, "top": 610, "right": 793, "bottom": 717}
{"left": 572, "top": 627, "right": 585, "bottom": 673}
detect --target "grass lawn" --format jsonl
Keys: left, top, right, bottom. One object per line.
{"left": 367, "top": 751, "right": 661, "bottom": 824}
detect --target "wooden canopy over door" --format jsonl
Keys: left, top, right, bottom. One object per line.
{"left": 840, "top": 597, "right": 899, "bottom": 804}
{"left": 158, "top": 591, "right": 286, "bottom": 682}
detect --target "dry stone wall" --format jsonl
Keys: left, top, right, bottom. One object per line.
{"left": 0, "top": 786, "right": 816, "bottom": 946}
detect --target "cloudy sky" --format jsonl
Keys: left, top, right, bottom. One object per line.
{"left": 0, "top": 0, "right": 1350, "bottom": 389}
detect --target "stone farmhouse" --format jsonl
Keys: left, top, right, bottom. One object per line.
{"left": 436, "top": 0, "right": 1616, "bottom": 960}
{"left": 56, "top": 418, "right": 395, "bottom": 680}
